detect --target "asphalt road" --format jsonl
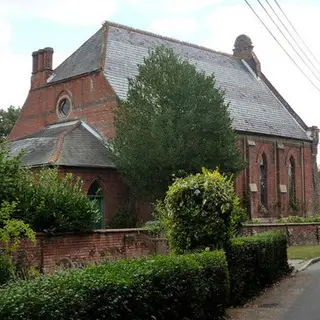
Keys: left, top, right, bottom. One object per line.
{"left": 228, "top": 262, "right": 320, "bottom": 320}
{"left": 282, "top": 262, "right": 320, "bottom": 320}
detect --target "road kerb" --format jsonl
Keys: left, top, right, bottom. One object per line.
{"left": 297, "top": 257, "right": 320, "bottom": 272}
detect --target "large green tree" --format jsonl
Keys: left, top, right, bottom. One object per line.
{"left": 111, "top": 46, "right": 245, "bottom": 200}
{"left": 0, "top": 106, "right": 21, "bottom": 138}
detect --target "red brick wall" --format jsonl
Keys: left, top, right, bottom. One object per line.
{"left": 59, "top": 167, "right": 130, "bottom": 224}
{"left": 58, "top": 167, "right": 152, "bottom": 225}
{"left": 14, "top": 223, "right": 320, "bottom": 274}
{"left": 9, "top": 71, "right": 117, "bottom": 141}
{"left": 234, "top": 136, "right": 314, "bottom": 218}
{"left": 17, "top": 229, "right": 155, "bottom": 273}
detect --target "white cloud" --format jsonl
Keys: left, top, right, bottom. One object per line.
{"left": 128, "top": 0, "right": 222, "bottom": 14}
{"left": 149, "top": 18, "right": 198, "bottom": 39}
{"left": 0, "top": 49, "right": 30, "bottom": 108}
{"left": 0, "top": 19, "right": 12, "bottom": 46}
{"left": 0, "top": 0, "right": 117, "bottom": 26}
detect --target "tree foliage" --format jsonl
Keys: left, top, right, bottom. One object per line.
{"left": 0, "top": 106, "right": 21, "bottom": 137}
{"left": 111, "top": 46, "right": 244, "bottom": 200}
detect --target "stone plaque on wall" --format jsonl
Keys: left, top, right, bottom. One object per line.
{"left": 279, "top": 184, "right": 287, "bottom": 193}
{"left": 249, "top": 183, "right": 258, "bottom": 192}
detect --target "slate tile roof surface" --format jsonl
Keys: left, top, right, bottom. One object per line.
{"left": 10, "top": 121, "right": 115, "bottom": 168}
{"left": 48, "top": 28, "right": 104, "bottom": 83}
{"left": 49, "top": 22, "right": 310, "bottom": 141}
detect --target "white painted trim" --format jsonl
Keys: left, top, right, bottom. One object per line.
{"left": 80, "top": 121, "right": 104, "bottom": 141}
{"left": 48, "top": 121, "right": 78, "bottom": 129}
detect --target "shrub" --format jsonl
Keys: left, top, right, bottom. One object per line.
{"left": 14, "top": 168, "right": 100, "bottom": 233}
{"left": 160, "top": 168, "right": 247, "bottom": 254}
{"left": 0, "top": 255, "right": 14, "bottom": 287}
{"left": 276, "top": 215, "right": 320, "bottom": 224}
{"left": 109, "top": 204, "right": 138, "bottom": 228}
{"left": 0, "top": 201, "right": 35, "bottom": 286}
{"left": 0, "top": 250, "right": 229, "bottom": 320}
{"left": 227, "top": 231, "right": 291, "bottom": 305}
{"left": 244, "top": 219, "right": 263, "bottom": 224}
{"left": 0, "top": 140, "right": 100, "bottom": 233}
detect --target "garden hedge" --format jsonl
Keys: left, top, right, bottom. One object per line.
{"left": 0, "top": 250, "right": 229, "bottom": 320}
{"left": 227, "top": 231, "right": 291, "bottom": 305}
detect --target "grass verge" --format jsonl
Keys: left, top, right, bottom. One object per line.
{"left": 287, "top": 245, "right": 320, "bottom": 260}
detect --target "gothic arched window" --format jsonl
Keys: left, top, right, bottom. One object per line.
{"left": 288, "top": 156, "right": 296, "bottom": 202}
{"left": 260, "top": 154, "right": 267, "bottom": 208}
{"left": 88, "top": 180, "right": 105, "bottom": 229}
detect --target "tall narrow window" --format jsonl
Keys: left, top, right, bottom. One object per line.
{"left": 88, "top": 180, "right": 105, "bottom": 229}
{"left": 288, "top": 156, "right": 296, "bottom": 202}
{"left": 260, "top": 154, "right": 267, "bottom": 208}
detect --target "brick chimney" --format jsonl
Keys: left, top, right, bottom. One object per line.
{"left": 233, "top": 35, "right": 261, "bottom": 76}
{"left": 31, "top": 47, "right": 54, "bottom": 89}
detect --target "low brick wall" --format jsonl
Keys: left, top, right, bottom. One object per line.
{"left": 242, "top": 223, "right": 320, "bottom": 246}
{"left": 16, "top": 229, "right": 164, "bottom": 273}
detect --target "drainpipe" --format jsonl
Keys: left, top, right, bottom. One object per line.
{"left": 301, "top": 145, "right": 305, "bottom": 217}
{"left": 274, "top": 141, "right": 278, "bottom": 217}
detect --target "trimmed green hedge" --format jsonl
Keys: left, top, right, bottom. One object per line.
{"left": 0, "top": 250, "right": 228, "bottom": 320}
{"left": 227, "top": 231, "right": 291, "bottom": 305}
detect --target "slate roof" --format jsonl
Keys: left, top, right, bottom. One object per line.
{"left": 48, "top": 28, "right": 104, "bottom": 83}
{"left": 49, "top": 22, "right": 311, "bottom": 141}
{"left": 10, "top": 121, "right": 115, "bottom": 168}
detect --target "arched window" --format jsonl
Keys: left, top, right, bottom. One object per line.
{"left": 260, "top": 154, "right": 267, "bottom": 208}
{"left": 288, "top": 156, "right": 296, "bottom": 202}
{"left": 88, "top": 180, "right": 105, "bottom": 229}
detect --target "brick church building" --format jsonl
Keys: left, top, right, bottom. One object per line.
{"left": 9, "top": 22, "right": 319, "bottom": 226}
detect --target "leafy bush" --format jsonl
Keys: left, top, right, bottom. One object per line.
{"left": 14, "top": 168, "right": 100, "bottom": 233}
{"left": 159, "top": 168, "right": 247, "bottom": 254}
{"left": 109, "top": 204, "right": 138, "bottom": 228}
{"left": 0, "top": 201, "right": 35, "bottom": 286}
{"left": 276, "top": 215, "right": 320, "bottom": 224}
{"left": 227, "top": 231, "right": 291, "bottom": 305}
{"left": 0, "top": 250, "right": 229, "bottom": 320}
{"left": 0, "top": 255, "right": 14, "bottom": 287}
{"left": 244, "top": 219, "right": 263, "bottom": 224}
{"left": 0, "top": 140, "right": 100, "bottom": 233}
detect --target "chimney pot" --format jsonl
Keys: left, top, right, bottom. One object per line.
{"left": 43, "top": 47, "right": 54, "bottom": 71}
{"left": 32, "top": 51, "right": 39, "bottom": 74}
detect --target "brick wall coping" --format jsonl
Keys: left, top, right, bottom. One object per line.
{"left": 244, "top": 222, "right": 320, "bottom": 227}
{"left": 35, "top": 228, "right": 147, "bottom": 236}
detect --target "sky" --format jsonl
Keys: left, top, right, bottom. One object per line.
{"left": 1, "top": 0, "right": 320, "bottom": 131}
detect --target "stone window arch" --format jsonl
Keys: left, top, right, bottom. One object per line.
{"left": 88, "top": 180, "right": 105, "bottom": 229}
{"left": 260, "top": 153, "right": 267, "bottom": 208}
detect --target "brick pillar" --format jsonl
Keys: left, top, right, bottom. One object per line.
{"left": 31, "top": 47, "right": 54, "bottom": 89}
{"left": 310, "top": 126, "right": 319, "bottom": 213}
